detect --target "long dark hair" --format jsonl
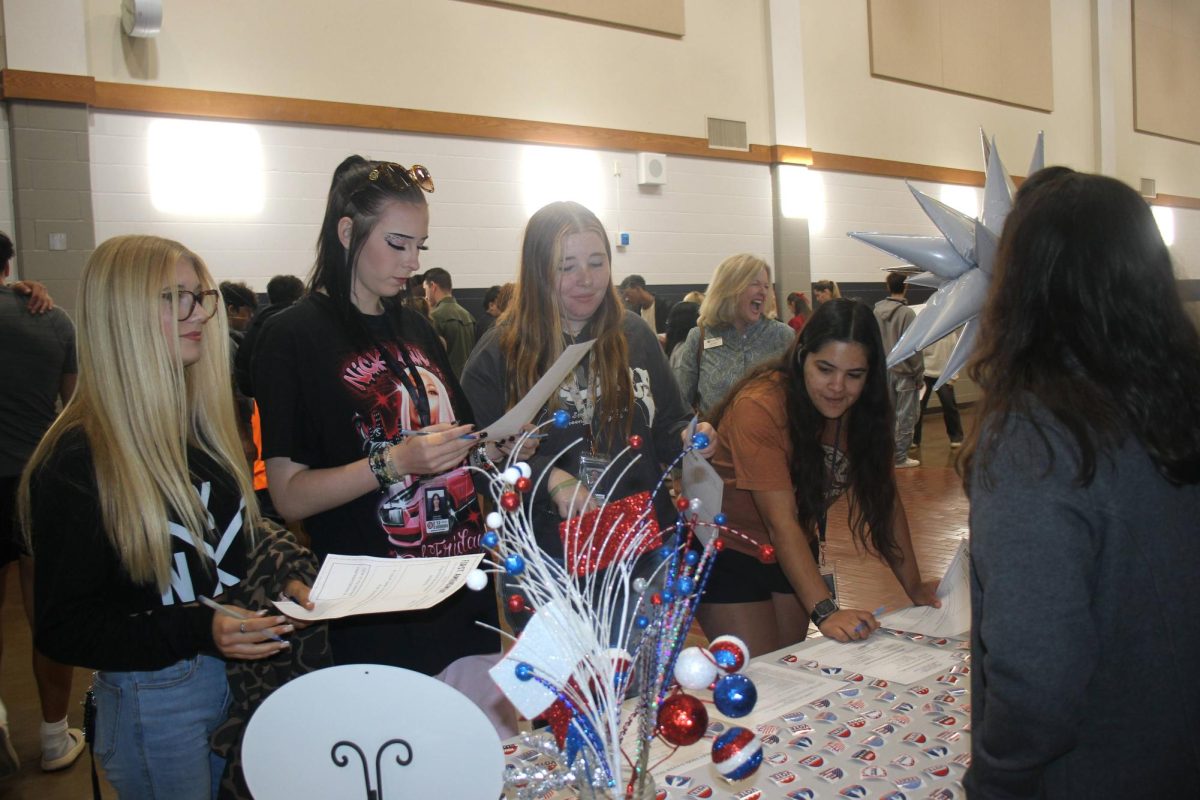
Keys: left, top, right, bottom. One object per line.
{"left": 709, "top": 298, "right": 900, "bottom": 560}
{"left": 308, "top": 155, "right": 429, "bottom": 350}
{"left": 964, "top": 167, "right": 1200, "bottom": 489}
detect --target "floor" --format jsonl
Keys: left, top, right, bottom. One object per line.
{"left": 0, "top": 410, "right": 972, "bottom": 800}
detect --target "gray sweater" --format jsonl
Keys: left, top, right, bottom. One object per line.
{"left": 672, "top": 318, "right": 794, "bottom": 415}
{"left": 966, "top": 403, "right": 1200, "bottom": 797}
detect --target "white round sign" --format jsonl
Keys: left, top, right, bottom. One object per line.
{"left": 242, "top": 664, "right": 503, "bottom": 799}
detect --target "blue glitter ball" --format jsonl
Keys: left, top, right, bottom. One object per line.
{"left": 504, "top": 554, "right": 526, "bottom": 575}
{"left": 481, "top": 531, "right": 499, "bottom": 548}
{"left": 712, "top": 673, "right": 758, "bottom": 718}
{"left": 661, "top": 588, "right": 676, "bottom": 603}
{"left": 635, "top": 615, "right": 650, "bottom": 629}
{"left": 515, "top": 662, "right": 535, "bottom": 681}
{"left": 713, "top": 513, "right": 728, "bottom": 526}
{"left": 552, "top": 409, "right": 571, "bottom": 428}
{"left": 676, "top": 576, "right": 696, "bottom": 595}
{"left": 685, "top": 551, "right": 700, "bottom": 566}
{"left": 690, "top": 431, "right": 711, "bottom": 450}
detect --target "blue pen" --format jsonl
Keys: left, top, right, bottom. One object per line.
{"left": 199, "top": 596, "right": 288, "bottom": 644}
{"left": 853, "top": 605, "right": 887, "bottom": 635}
{"left": 397, "top": 428, "right": 483, "bottom": 440}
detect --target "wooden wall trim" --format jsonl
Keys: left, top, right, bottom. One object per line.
{"left": 1151, "top": 193, "right": 1200, "bottom": 211}
{"left": 3, "top": 69, "right": 1200, "bottom": 210}
{"left": 89, "top": 78, "right": 774, "bottom": 164}
{"left": 809, "top": 150, "right": 984, "bottom": 186}
{"left": 1, "top": 69, "right": 95, "bottom": 105}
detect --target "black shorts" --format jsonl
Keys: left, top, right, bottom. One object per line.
{"left": 0, "top": 475, "right": 28, "bottom": 567}
{"left": 698, "top": 539, "right": 819, "bottom": 604}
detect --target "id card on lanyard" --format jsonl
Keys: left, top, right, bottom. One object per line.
{"left": 565, "top": 357, "right": 612, "bottom": 502}
{"left": 817, "top": 416, "right": 844, "bottom": 601}
{"left": 372, "top": 314, "right": 432, "bottom": 429}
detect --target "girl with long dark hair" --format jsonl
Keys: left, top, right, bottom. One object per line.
{"left": 697, "top": 298, "right": 940, "bottom": 655}
{"left": 253, "top": 157, "right": 512, "bottom": 680}
{"left": 962, "top": 167, "right": 1200, "bottom": 796}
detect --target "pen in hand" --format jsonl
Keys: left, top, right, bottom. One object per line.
{"left": 199, "top": 595, "right": 287, "bottom": 644}
{"left": 852, "top": 605, "right": 888, "bottom": 635}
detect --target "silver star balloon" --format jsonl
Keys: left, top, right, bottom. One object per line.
{"left": 849, "top": 130, "right": 1044, "bottom": 388}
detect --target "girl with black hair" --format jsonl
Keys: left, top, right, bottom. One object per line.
{"left": 697, "top": 298, "right": 940, "bottom": 655}
{"left": 253, "top": 156, "right": 513, "bottom": 680}
{"left": 962, "top": 168, "right": 1200, "bottom": 796}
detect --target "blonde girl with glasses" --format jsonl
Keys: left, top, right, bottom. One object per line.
{"left": 19, "top": 235, "right": 310, "bottom": 799}
{"left": 673, "top": 254, "right": 796, "bottom": 415}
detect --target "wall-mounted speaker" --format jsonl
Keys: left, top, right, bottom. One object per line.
{"left": 637, "top": 152, "right": 667, "bottom": 186}
{"left": 122, "top": 0, "right": 163, "bottom": 38}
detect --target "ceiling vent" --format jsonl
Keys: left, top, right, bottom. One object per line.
{"left": 707, "top": 117, "right": 749, "bottom": 151}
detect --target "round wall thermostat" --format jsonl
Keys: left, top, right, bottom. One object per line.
{"left": 121, "top": 0, "right": 163, "bottom": 38}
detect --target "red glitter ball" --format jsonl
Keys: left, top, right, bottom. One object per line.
{"left": 506, "top": 594, "right": 527, "bottom": 614}
{"left": 656, "top": 692, "right": 709, "bottom": 747}
{"left": 500, "top": 492, "right": 520, "bottom": 511}
{"left": 650, "top": 592, "right": 662, "bottom": 605}
{"left": 758, "top": 543, "right": 776, "bottom": 563}
{"left": 675, "top": 496, "right": 690, "bottom": 511}
{"left": 515, "top": 476, "right": 532, "bottom": 493}
{"left": 628, "top": 434, "right": 644, "bottom": 450}
{"left": 713, "top": 539, "right": 726, "bottom": 551}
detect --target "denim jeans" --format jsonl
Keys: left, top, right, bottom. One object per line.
{"left": 92, "top": 654, "right": 230, "bottom": 800}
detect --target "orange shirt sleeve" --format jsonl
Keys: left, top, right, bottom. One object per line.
{"left": 723, "top": 381, "right": 793, "bottom": 493}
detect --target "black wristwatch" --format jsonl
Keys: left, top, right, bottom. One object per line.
{"left": 810, "top": 598, "right": 839, "bottom": 627}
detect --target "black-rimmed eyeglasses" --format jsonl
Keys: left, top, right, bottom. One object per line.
{"left": 161, "top": 288, "right": 219, "bottom": 321}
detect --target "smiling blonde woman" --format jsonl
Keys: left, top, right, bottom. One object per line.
{"left": 672, "top": 254, "right": 795, "bottom": 415}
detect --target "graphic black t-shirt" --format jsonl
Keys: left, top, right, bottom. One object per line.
{"left": 253, "top": 294, "right": 498, "bottom": 673}
{"left": 30, "top": 430, "right": 248, "bottom": 672}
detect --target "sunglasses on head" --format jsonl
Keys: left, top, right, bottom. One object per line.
{"left": 365, "top": 162, "right": 435, "bottom": 194}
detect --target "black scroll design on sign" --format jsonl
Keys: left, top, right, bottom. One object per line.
{"left": 331, "top": 738, "right": 414, "bottom": 800}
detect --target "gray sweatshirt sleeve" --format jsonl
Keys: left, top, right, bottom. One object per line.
{"left": 671, "top": 326, "right": 702, "bottom": 411}
{"left": 965, "top": 414, "right": 1100, "bottom": 797}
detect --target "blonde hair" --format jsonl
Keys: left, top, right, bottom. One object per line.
{"left": 698, "top": 254, "right": 772, "bottom": 328}
{"left": 20, "top": 235, "right": 260, "bottom": 590}
{"left": 682, "top": 290, "right": 705, "bottom": 304}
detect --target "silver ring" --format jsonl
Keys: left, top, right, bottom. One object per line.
{"left": 239, "top": 622, "right": 246, "bottom": 634}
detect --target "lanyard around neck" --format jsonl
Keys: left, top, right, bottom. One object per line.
{"left": 370, "top": 312, "right": 431, "bottom": 430}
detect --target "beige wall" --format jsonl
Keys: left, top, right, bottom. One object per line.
{"left": 800, "top": 0, "right": 1096, "bottom": 175}
{"left": 1112, "top": 0, "right": 1200, "bottom": 197}
{"left": 82, "top": 0, "right": 773, "bottom": 144}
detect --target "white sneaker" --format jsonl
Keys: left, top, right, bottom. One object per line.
{"left": 41, "top": 728, "right": 85, "bottom": 772}
{"left": 949, "top": 439, "right": 963, "bottom": 449}
{"left": 896, "top": 458, "right": 921, "bottom": 469}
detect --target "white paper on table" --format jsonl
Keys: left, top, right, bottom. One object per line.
{"left": 791, "top": 634, "right": 962, "bottom": 685}
{"left": 709, "top": 661, "right": 848, "bottom": 725}
{"left": 880, "top": 537, "right": 970, "bottom": 638}
{"left": 490, "top": 599, "right": 597, "bottom": 719}
{"left": 480, "top": 340, "right": 595, "bottom": 440}
{"left": 271, "top": 552, "right": 482, "bottom": 621}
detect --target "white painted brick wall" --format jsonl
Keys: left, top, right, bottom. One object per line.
{"left": 89, "top": 111, "right": 773, "bottom": 292}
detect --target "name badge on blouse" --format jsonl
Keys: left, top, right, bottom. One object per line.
{"left": 703, "top": 336, "right": 724, "bottom": 349}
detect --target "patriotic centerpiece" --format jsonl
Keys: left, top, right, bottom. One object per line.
{"left": 465, "top": 414, "right": 764, "bottom": 798}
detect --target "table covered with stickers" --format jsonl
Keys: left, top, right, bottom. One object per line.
{"left": 502, "top": 625, "right": 971, "bottom": 800}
